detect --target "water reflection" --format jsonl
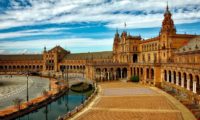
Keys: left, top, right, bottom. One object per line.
{"left": 17, "top": 91, "right": 86, "bottom": 120}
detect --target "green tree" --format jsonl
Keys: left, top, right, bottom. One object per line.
{"left": 130, "top": 76, "right": 139, "bottom": 82}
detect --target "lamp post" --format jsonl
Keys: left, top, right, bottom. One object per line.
{"left": 67, "top": 66, "right": 69, "bottom": 87}
{"left": 64, "top": 65, "right": 69, "bottom": 111}
{"left": 65, "top": 67, "right": 69, "bottom": 111}
{"left": 48, "top": 72, "right": 51, "bottom": 91}
{"left": 26, "top": 71, "right": 29, "bottom": 102}
{"left": 81, "top": 70, "right": 84, "bottom": 104}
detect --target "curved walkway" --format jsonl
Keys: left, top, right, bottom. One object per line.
{"left": 70, "top": 81, "right": 195, "bottom": 120}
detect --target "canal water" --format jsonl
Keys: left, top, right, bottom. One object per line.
{"left": 16, "top": 90, "right": 89, "bottom": 120}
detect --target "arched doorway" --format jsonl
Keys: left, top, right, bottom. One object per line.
{"left": 183, "top": 73, "right": 187, "bottom": 88}
{"left": 169, "top": 71, "right": 171, "bottom": 82}
{"left": 146, "top": 68, "right": 149, "bottom": 79}
{"left": 173, "top": 71, "right": 176, "bottom": 84}
{"left": 178, "top": 72, "right": 181, "bottom": 86}
{"left": 189, "top": 74, "right": 193, "bottom": 91}
{"left": 140, "top": 68, "right": 143, "bottom": 76}
{"left": 122, "top": 68, "right": 127, "bottom": 78}
{"left": 130, "top": 67, "right": 133, "bottom": 76}
{"left": 164, "top": 70, "right": 167, "bottom": 81}
{"left": 196, "top": 75, "right": 200, "bottom": 94}
{"left": 134, "top": 68, "right": 136, "bottom": 76}
{"left": 103, "top": 68, "right": 108, "bottom": 81}
{"left": 151, "top": 69, "right": 154, "bottom": 79}
{"left": 96, "top": 68, "right": 101, "bottom": 81}
{"left": 110, "top": 68, "right": 114, "bottom": 80}
{"left": 137, "top": 68, "right": 139, "bottom": 77}
{"left": 116, "top": 68, "right": 121, "bottom": 79}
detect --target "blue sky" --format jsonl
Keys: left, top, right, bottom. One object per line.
{"left": 0, "top": 0, "right": 200, "bottom": 54}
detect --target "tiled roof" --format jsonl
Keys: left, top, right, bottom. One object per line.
{"left": 0, "top": 54, "right": 43, "bottom": 61}
{"left": 176, "top": 36, "right": 200, "bottom": 53}
{"left": 48, "top": 45, "right": 69, "bottom": 53}
{"left": 171, "top": 34, "right": 197, "bottom": 38}
{"left": 142, "top": 36, "right": 159, "bottom": 43}
{"left": 64, "top": 51, "right": 113, "bottom": 60}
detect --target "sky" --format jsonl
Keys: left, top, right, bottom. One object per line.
{"left": 0, "top": 0, "right": 200, "bottom": 54}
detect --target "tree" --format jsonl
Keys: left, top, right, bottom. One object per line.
{"left": 13, "top": 98, "right": 23, "bottom": 111}
{"left": 42, "top": 89, "right": 49, "bottom": 97}
{"left": 130, "top": 76, "right": 139, "bottom": 82}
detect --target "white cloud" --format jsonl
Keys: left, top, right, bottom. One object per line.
{"left": 0, "top": 27, "right": 69, "bottom": 39}
{"left": 0, "top": 37, "right": 113, "bottom": 53}
{"left": 0, "top": 49, "right": 10, "bottom": 54}
{"left": 0, "top": 0, "right": 200, "bottom": 30}
{"left": 0, "top": 0, "right": 200, "bottom": 54}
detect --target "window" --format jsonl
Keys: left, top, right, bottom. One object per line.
{"left": 148, "top": 54, "right": 150, "bottom": 61}
{"left": 154, "top": 53, "right": 157, "bottom": 62}
{"left": 143, "top": 54, "right": 145, "bottom": 62}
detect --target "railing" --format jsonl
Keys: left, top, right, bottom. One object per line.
{"left": 57, "top": 84, "right": 98, "bottom": 120}
{"left": 162, "top": 63, "right": 200, "bottom": 68}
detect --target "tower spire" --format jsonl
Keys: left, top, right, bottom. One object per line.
{"left": 166, "top": 1, "right": 169, "bottom": 11}
{"left": 161, "top": 2, "right": 176, "bottom": 35}
{"left": 44, "top": 46, "right": 46, "bottom": 52}
{"left": 164, "top": 1, "right": 171, "bottom": 16}
{"left": 124, "top": 22, "right": 126, "bottom": 30}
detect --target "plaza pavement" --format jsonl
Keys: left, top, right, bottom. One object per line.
{"left": 70, "top": 81, "right": 196, "bottom": 120}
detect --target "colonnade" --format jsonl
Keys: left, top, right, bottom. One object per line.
{"left": 130, "top": 66, "right": 154, "bottom": 82}
{"left": 59, "top": 65, "right": 85, "bottom": 72}
{"left": 0, "top": 64, "right": 43, "bottom": 72}
{"left": 94, "top": 67, "right": 128, "bottom": 82}
{"left": 163, "top": 70, "right": 200, "bottom": 94}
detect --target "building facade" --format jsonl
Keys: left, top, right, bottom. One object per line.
{"left": 0, "top": 6, "right": 200, "bottom": 95}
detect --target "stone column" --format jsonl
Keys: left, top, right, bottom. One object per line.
{"left": 176, "top": 77, "right": 179, "bottom": 86}
{"left": 167, "top": 73, "right": 169, "bottom": 82}
{"left": 161, "top": 72, "right": 163, "bottom": 81}
{"left": 100, "top": 71, "right": 103, "bottom": 81}
{"left": 107, "top": 72, "right": 110, "bottom": 81}
{"left": 193, "top": 81, "right": 197, "bottom": 93}
{"left": 121, "top": 70, "right": 123, "bottom": 79}
{"left": 187, "top": 79, "right": 190, "bottom": 90}
{"left": 136, "top": 69, "right": 138, "bottom": 76}
{"left": 181, "top": 78, "right": 184, "bottom": 88}
{"left": 171, "top": 73, "right": 174, "bottom": 84}
{"left": 114, "top": 71, "right": 116, "bottom": 80}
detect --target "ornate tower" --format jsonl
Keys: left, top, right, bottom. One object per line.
{"left": 159, "top": 4, "right": 176, "bottom": 63}
{"left": 160, "top": 4, "right": 176, "bottom": 36}
{"left": 113, "top": 29, "right": 120, "bottom": 62}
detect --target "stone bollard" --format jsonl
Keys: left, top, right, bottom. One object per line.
{"left": 68, "top": 111, "right": 71, "bottom": 117}
{"left": 57, "top": 116, "right": 63, "bottom": 120}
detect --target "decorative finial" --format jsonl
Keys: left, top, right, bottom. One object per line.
{"left": 124, "top": 22, "right": 126, "bottom": 29}
{"left": 44, "top": 46, "right": 46, "bottom": 52}
{"left": 166, "top": 1, "right": 169, "bottom": 11}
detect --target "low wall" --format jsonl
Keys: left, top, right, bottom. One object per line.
{"left": 57, "top": 85, "right": 98, "bottom": 120}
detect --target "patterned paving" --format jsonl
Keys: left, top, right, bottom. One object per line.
{"left": 0, "top": 76, "right": 29, "bottom": 97}
{"left": 102, "top": 88, "right": 157, "bottom": 96}
{"left": 93, "top": 96, "right": 175, "bottom": 110}
{"left": 78, "top": 109, "right": 182, "bottom": 120}
{"left": 76, "top": 82, "right": 184, "bottom": 120}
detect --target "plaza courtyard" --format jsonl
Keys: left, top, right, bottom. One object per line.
{"left": 72, "top": 82, "right": 196, "bottom": 120}
{"left": 0, "top": 73, "right": 87, "bottom": 110}
{"left": 0, "top": 75, "right": 49, "bottom": 109}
